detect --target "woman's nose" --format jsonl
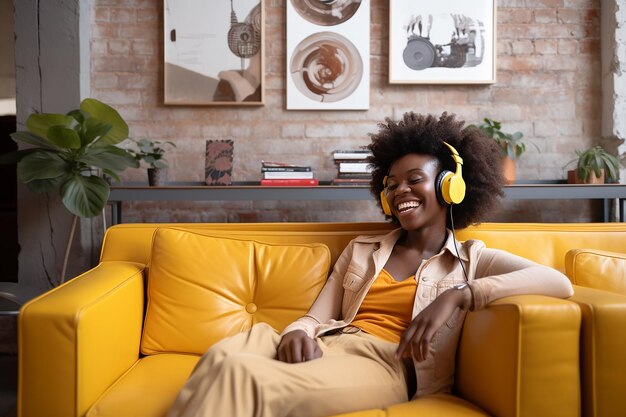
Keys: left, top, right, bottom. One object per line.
{"left": 395, "top": 180, "right": 411, "bottom": 193}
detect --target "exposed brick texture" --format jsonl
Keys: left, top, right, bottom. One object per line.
{"left": 91, "top": 0, "right": 604, "bottom": 223}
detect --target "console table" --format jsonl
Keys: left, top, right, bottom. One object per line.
{"left": 108, "top": 182, "right": 626, "bottom": 224}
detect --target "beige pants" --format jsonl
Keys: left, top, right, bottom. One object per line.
{"left": 167, "top": 323, "right": 409, "bottom": 417}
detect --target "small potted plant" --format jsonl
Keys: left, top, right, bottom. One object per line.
{"left": 565, "top": 145, "right": 620, "bottom": 184}
{"left": 470, "top": 118, "right": 539, "bottom": 184}
{"left": 129, "top": 139, "right": 176, "bottom": 186}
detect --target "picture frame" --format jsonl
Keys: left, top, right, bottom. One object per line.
{"left": 163, "top": 0, "right": 264, "bottom": 105}
{"left": 389, "top": 0, "right": 495, "bottom": 84}
{"left": 205, "top": 140, "right": 234, "bottom": 186}
{"left": 286, "top": 0, "right": 370, "bottom": 110}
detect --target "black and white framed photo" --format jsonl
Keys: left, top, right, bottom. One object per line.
{"left": 389, "top": 0, "right": 495, "bottom": 84}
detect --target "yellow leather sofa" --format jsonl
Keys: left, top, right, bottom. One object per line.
{"left": 18, "top": 222, "right": 626, "bottom": 417}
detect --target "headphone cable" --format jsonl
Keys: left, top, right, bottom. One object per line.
{"left": 449, "top": 206, "right": 469, "bottom": 283}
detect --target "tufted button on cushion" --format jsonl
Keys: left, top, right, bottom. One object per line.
{"left": 141, "top": 228, "right": 330, "bottom": 356}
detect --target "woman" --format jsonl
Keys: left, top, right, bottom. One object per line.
{"left": 168, "top": 112, "right": 573, "bottom": 417}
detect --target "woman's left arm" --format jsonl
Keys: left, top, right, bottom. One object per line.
{"left": 469, "top": 248, "right": 574, "bottom": 311}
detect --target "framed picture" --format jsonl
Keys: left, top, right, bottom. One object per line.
{"left": 205, "top": 140, "right": 234, "bottom": 186}
{"left": 286, "top": 0, "right": 370, "bottom": 110}
{"left": 389, "top": 0, "right": 495, "bottom": 84}
{"left": 164, "top": 0, "right": 264, "bottom": 105}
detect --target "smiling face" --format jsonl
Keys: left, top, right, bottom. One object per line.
{"left": 384, "top": 153, "right": 448, "bottom": 231}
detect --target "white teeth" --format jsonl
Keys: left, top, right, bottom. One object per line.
{"left": 397, "top": 201, "right": 420, "bottom": 211}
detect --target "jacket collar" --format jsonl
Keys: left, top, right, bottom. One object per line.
{"left": 354, "top": 227, "right": 469, "bottom": 261}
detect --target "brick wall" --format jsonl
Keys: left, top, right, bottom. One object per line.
{"left": 91, "top": 0, "right": 604, "bottom": 223}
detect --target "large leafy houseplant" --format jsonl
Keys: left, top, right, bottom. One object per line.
{"left": 0, "top": 98, "right": 138, "bottom": 217}
{"left": 0, "top": 98, "right": 138, "bottom": 281}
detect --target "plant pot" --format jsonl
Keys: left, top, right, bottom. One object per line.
{"left": 148, "top": 168, "right": 168, "bottom": 186}
{"left": 501, "top": 156, "right": 516, "bottom": 185}
{"left": 567, "top": 169, "right": 604, "bottom": 184}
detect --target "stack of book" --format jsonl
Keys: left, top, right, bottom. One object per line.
{"left": 331, "top": 149, "right": 373, "bottom": 186}
{"left": 260, "top": 161, "right": 319, "bottom": 186}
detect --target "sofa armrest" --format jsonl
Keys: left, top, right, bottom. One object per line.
{"left": 568, "top": 285, "right": 626, "bottom": 417}
{"left": 565, "top": 248, "right": 626, "bottom": 295}
{"left": 455, "top": 295, "right": 581, "bottom": 417}
{"left": 19, "top": 261, "right": 145, "bottom": 417}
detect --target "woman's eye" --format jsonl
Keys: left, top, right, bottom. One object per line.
{"left": 387, "top": 184, "right": 398, "bottom": 191}
{"left": 408, "top": 177, "right": 422, "bottom": 184}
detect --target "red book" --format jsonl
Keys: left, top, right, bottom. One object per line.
{"left": 260, "top": 179, "right": 319, "bottom": 186}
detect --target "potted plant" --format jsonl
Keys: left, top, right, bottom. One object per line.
{"left": 0, "top": 98, "right": 139, "bottom": 281}
{"left": 128, "top": 139, "right": 176, "bottom": 186}
{"left": 470, "top": 118, "right": 539, "bottom": 184}
{"left": 565, "top": 145, "right": 620, "bottom": 184}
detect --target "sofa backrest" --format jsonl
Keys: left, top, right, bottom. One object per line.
{"left": 102, "top": 222, "right": 626, "bottom": 273}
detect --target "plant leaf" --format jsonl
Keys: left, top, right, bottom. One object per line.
{"left": 82, "top": 119, "right": 112, "bottom": 146}
{"left": 0, "top": 149, "right": 39, "bottom": 164}
{"left": 26, "top": 113, "right": 75, "bottom": 139}
{"left": 10, "top": 131, "right": 59, "bottom": 150}
{"left": 60, "top": 174, "right": 110, "bottom": 218}
{"left": 80, "top": 98, "right": 129, "bottom": 145}
{"left": 67, "top": 109, "right": 89, "bottom": 125}
{"left": 17, "top": 151, "right": 67, "bottom": 183}
{"left": 102, "top": 168, "right": 121, "bottom": 183}
{"left": 47, "top": 126, "right": 81, "bottom": 149}
{"left": 80, "top": 145, "right": 139, "bottom": 171}
{"left": 25, "top": 176, "right": 66, "bottom": 194}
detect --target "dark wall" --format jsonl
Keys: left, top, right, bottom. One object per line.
{"left": 0, "top": 115, "right": 17, "bottom": 282}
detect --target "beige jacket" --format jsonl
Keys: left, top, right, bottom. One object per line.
{"left": 282, "top": 228, "right": 574, "bottom": 397}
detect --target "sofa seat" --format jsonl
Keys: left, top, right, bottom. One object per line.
{"left": 86, "top": 354, "right": 200, "bottom": 417}
{"left": 334, "top": 394, "right": 489, "bottom": 417}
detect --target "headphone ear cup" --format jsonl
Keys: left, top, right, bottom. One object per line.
{"left": 380, "top": 190, "right": 392, "bottom": 216}
{"left": 436, "top": 170, "right": 453, "bottom": 206}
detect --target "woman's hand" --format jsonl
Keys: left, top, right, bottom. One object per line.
{"left": 276, "top": 330, "right": 323, "bottom": 363}
{"left": 395, "top": 285, "right": 471, "bottom": 362}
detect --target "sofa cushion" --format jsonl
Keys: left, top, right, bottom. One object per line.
{"left": 565, "top": 248, "right": 626, "bottom": 295}
{"left": 86, "top": 354, "right": 199, "bottom": 417}
{"left": 141, "top": 228, "right": 331, "bottom": 355}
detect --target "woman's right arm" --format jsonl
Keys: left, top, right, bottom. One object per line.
{"left": 277, "top": 240, "right": 355, "bottom": 362}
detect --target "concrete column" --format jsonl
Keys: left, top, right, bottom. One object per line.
{"left": 602, "top": 0, "right": 626, "bottom": 182}
{"left": 0, "top": 0, "right": 91, "bottom": 302}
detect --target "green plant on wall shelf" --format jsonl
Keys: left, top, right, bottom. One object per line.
{"left": 0, "top": 98, "right": 139, "bottom": 281}
{"left": 129, "top": 138, "right": 176, "bottom": 169}
{"left": 567, "top": 145, "right": 620, "bottom": 183}
{"left": 471, "top": 118, "right": 539, "bottom": 160}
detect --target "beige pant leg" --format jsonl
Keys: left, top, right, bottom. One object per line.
{"left": 168, "top": 323, "right": 408, "bottom": 417}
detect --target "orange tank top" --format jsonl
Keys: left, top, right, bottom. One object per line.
{"left": 350, "top": 269, "right": 417, "bottom": 343}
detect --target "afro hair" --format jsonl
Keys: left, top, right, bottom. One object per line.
{"left": 367, "top": 112, "right": 505, "bottom": 229}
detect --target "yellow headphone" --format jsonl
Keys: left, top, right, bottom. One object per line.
{"left": 380, "top": 141, "right": 466, "bottom": 216}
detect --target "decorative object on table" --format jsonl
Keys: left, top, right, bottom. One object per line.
{"left": 205, "top": 139, "right": 234, "bottom": 185}
{"left": 260, "top": 161, "right": 318, "bottom": 186}
{"left": 389, "top": 0, "right": 496, "bottom": 84}
{"left": 286, "top": 0, "right": 370, "bottom": 110}
{"left": 164, "top": 0, "right": 264, "bottom": 106}
{"left": 0, "top": 98, "right": 139, "bottom": 282}
{"left": 129, "top": 139, "right": 177, "bottom": 186}
{"left": 470, "top": 118, "right": 538, "bottom": 184}
{"left": 331, "top": 149, "right": 373, "bottom": 186}
{"left": 564, "top": 145, "right": 620, "bottom": 184}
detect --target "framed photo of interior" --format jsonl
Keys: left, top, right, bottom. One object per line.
{"left": 164, "top": 0, "right": 264, "bottom": 105}
{"left": 286, "top": 0, "right": 370, "bottom": 110}
{"left": 389, "top": 0, "right": 495, "bottom": 84}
